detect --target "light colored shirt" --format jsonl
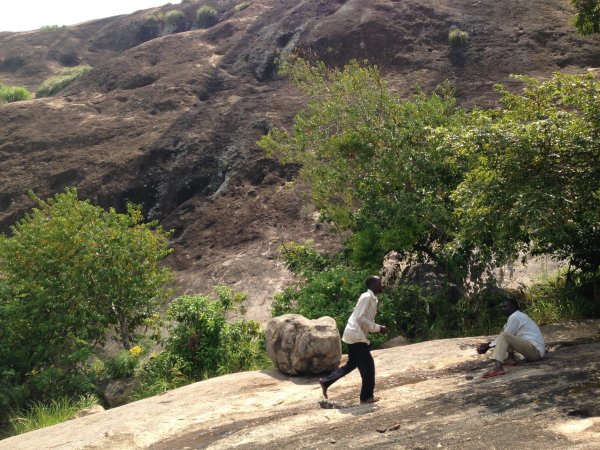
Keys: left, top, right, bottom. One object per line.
{"left": 491, "top": 310, "right": 546, "bottom": 357}
{"left": 342, "top": 289, "right": 382, "bottom": 345}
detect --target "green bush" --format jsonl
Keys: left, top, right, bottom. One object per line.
{"left": 164, "top": 287, "right": 269, "bottom": 380}
{"left": 234, "top": 2, "right": 251, "bottom": 12}
{"left": 165, "top": 9, "right": 185, "bottom": 25}
{"left": 8, "top": 394, "right": 98, "bottom": 436}
{"left": 0, "top": 83, "right": 32, "bottom": 103}
{"left": 105, "top": 347, "right": 143, "bottom": 379}
{"left": 523, "top": 270, "right": 596, "bottom": 325}
{"left": 36, "top": 65, "right": 92, "bottom": 97}
{"left": 273, "top": 266, "right": 370, "bottom": 332}
{"left": 196, "top": 5, "right": 218, "bottom": 28}
{"left": 134, "top": 352, "right": 192, "bottom": 400}
{"left": 279, "top": 241, "right": 331, "bottom": 277}
{"left": 448, "top": 28, "right": 469, "bottom": 47}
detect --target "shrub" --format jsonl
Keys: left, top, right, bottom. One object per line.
{"left": 0, "top": 84, "right": 32, "bottom": 103}
{"left": 196, "top": 5, "right": 218, "bottom": 28}
{"left": 165, "top": 9, "right": 185, "bottom": 25}
{"left": 105, "top": 347, "right": 143, "bottom": 379}
{"left": 164, "top": 287, "right": 269, "bottom": 380}
{"left": 234, "top": 2, "right": 251, "bottom": 12}
{"left": 40, "top": 24, "right": 61, "bottom": 31}
{"left": 133, "top": 352, "right": 192, "bottom": 400}
{"left": 36, "top": 65, "right": 92, "bottom": 97}
{"left": 448, "top": 28, "right": 469, "bottom": 47}
{"left": 8, "top": 394, "right": 99, "bottom": 435}
{"left": 522, "top": 270, "right": 597, "bottom": 325}
{"left": 279, "top": 241, "right": 331, "bottom": 277}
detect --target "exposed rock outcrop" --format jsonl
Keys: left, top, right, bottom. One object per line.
{"left": 1, "top": 320, "right": 598, "bottom": 449}
{"left": 102, "top": 378, "right": 142, "bottom": 408}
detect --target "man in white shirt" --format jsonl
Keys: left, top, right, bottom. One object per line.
{"left": 319, "top": 276, "right": 389, "bottom": 403}
{"left": 476, "top": 296, "right": 545, "bottom": 378}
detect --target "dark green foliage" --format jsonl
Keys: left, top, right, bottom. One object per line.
{"left": 105, "top": 350, "right": 140, "bottom": 379}
{"left": 447, "top": 74, "right": 600, "bottom": 276}
{"left": 273, "top": 266, "right": 370, "bottom": 333}
{"left": 196, "top": 5, "right": 218, "bottom": 28}
{"left": 165, "top": 9, "right": 185, "bottom": 26}
{"left": 261, "top": 56, "right": 470, "bottom": 283}
{"left": 0, "top": 188, "right": 172, "bottom": 416}
{"left": 523, "top": 269, "right": 600, "bottom": 324}
{"left": 279, "top": 241, "right": 331, "bottom": 277}
{"left": 572, "top": 0, "right": 600, "bottom": 34}
{"left": 162, "top": 287, "right": 269, "bottom": 380}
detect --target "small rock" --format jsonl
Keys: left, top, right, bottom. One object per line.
{"left": 376, "top": 427, "right": 387, "bottom": 433}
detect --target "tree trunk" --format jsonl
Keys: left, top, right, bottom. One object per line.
{"left": 113, "top": 304, "right": 131, "bottom": 350}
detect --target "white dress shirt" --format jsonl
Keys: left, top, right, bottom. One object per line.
{"left": 491, "top": 310, "right": 546, "bottom": 357}
{"left": 342, "top": 289, "right": 382, "bottom": 345}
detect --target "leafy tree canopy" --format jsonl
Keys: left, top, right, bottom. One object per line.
{"left": 0, "top": 188, "right": 172, "bottom": 398}
{"left": 260, "top": 56, "right": 470, "bottom": 279}
{"left": 446, "top": 73, "right": 600, "bottom": 274}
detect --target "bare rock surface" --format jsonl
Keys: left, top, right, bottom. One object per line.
{"left": 265, "top": 314, "right": 341, "bottom": 375}
{"left": 1, "top": 320, "right": 599, "bottom": 449}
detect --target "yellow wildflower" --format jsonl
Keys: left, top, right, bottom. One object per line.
{"left": 129, "top": 345, "right": 142, "bottom": 356}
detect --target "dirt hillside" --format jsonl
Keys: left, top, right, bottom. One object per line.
{"left": 1, "top": 0, "right": 600, "bottom": 320}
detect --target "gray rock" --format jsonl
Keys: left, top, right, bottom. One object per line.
{"left": 381, "top": 335, "right": 408, "bottom": 348}
{"left": 265, "top": 314, "right": 341, "bottom": 375}
{"left": 102, "top": 378, "right": 142, "bottom": 408}
{"left": 71, "top": 404, "right": 105, "bottom": 419}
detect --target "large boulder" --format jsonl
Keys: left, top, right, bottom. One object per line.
{"left": 265, "top": 314, "right": 341, "bottom": 375}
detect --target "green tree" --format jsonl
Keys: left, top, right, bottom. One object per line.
{"left": 0, "top": 188, "right": 172, "bottom": 403}
{"left": 446, "top": 73, "right": 600, "bottom": 280}
{"left": 260, "top": 56, "right": 469, "bottom": 280}
{"left": 572, "top": 0, "right": 600, "bottom": 34}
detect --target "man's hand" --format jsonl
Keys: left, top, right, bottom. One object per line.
{"left": 476, "top": 342, "right": 490, "bottom": 354}
{"left": 380, "top": 325, "right": 390, "bottom": 334}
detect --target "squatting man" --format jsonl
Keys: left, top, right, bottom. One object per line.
{"left": 476, "top": 296, "right": 545, "bottom": 378}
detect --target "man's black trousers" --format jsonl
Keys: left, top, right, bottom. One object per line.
{"left": 320, "top": 342, "right": 375, "bottom": 401}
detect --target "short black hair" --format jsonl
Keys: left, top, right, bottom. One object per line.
{"left": 366, "top": 276, "right": 380, "bottom": 290}
{"left": 503, "top": 296, "right": 520, "bottom": 311}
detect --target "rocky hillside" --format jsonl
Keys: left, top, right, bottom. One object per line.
{"left": 1, "top": 320, "right": 599, "bottom": 449}
{"left": 1, "top": 0, "right": 600, "bottom": 320}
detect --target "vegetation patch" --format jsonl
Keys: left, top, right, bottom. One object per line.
{"left": 448, "top": 27, "right": 469, "bottom": 47}
{"left": 196, "top": 5, "right": 218, "bottom": 28}
{"left": 8, "top": 394, "right": 99, "bottom": 435}
{"left": 165, "top": 9, "right": 185, "bottom": 25}
{"left": 36, "top": 65, "right": 92, "bottom": 97}
{"left": 0, "top": 83, "right": 32, "bottom": 103}
{"left": 234, "top": 2, "right": 251, "bottom": 12}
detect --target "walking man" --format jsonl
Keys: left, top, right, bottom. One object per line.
{"left": 319, "top": 275, "right": 389, "bottom": 403}
{"left": 477, "top": 296, "right": 545, "bottom": 378}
